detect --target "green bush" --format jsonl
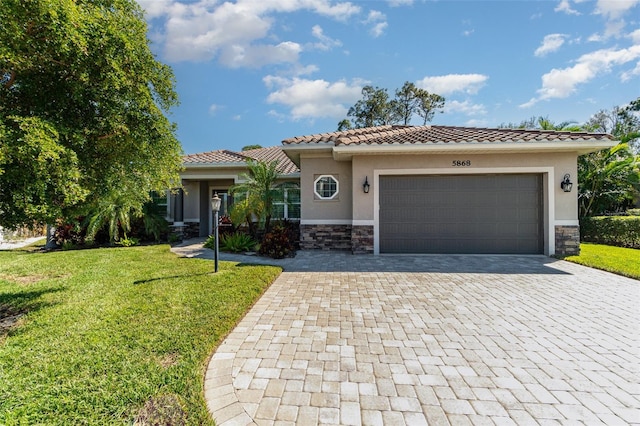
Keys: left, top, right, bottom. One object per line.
{"left": 204, "top": 232, "right": 257, "bottom": 253}
{"left": 628, "top": 209, "right": 640, "bottom": 216}
{"left": 259, "top": 226, "right": 295, "bottom": 259}
{"left": 580, "top": 216, "right": 640, "bottom": 249}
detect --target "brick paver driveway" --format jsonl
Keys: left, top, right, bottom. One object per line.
{"left": 186, "top": 249, "right": 640, "bottom": 425}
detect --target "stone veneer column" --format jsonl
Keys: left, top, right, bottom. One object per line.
{"left": 351, "top": 225, "right": 374, "bottom": 254}
{"left": 300, "top": 224, "right": 352, "bottom": 251}
{"left": 555, "top": 225, "right": 580, "bottom": 256}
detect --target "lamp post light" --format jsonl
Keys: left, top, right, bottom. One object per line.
{"left": 211, "top": 192, "right": 221, "bottom": 273}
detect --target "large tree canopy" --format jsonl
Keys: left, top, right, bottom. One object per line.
{"left": 0, "top": 0, "right": 182, "bottom": 229}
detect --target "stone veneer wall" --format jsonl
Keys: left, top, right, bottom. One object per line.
{"left": 300, "top": 224, "right": 352, "bottom": 251}
{"left": 183, "top": 222, "right": 201, "bottom": 240}
{"left": 351, "top": 225, "right": 374, "bottom": 254}
{"left": 555, "top": 225, "right": 580, "bottom": 256}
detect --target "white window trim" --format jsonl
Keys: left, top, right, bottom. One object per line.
{"left": 314, "top": 175, "right": 339, "bottom": 200}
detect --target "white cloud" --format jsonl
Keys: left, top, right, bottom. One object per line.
{"left": 595, "top": 0, "right": 640, "bottom": 20}
{"left": 465, "top": 119, "right": 489, "bottom": 127}
{"left": 629, "top": 28, "right": 640, "bottom": 44}
{"left": 136, "top": 0, "right": 360, "bottom": 64}
{"left": 387, "top": 0, "right": 413, "bottom": 6}
{"left": 264, "top": 76, "right": 365, "bottom": 120}
{"left": 218, "top": 41, "right": 302, "bottom": 68}
{"left": 534, "top": 34, "right": 568, "bottom": 57}
{"left": 208, "top": 103, "right": 223, "bottom": 116}
{"left": 589, "top": 0, "right": 640, "bottom": 40}
{"left": 417, "top": 74, "right": 489, "bottom": 96}
{"left": 365, "top": 10, "right": 388, "bottom": 38}
{"left": 310, "top": 25, "right": 342, "bottom": 51}
{"left": 462, "top": 29, "right": 475, "bottom": 37}
{"left": 445, "top": 100, "right": 487, "bottom": 116}
{"left": 520, "top": 45, "right": 640, "bottom": 107}
{"left": 621, "top": 61, "right": 640, "bottom": 81}
{"left": 554, "top": 0, "right": 580, "bottom": 15}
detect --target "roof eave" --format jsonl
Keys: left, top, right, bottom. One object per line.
{"left": 281, "top": 143, "right": 335, "bottom": 166}
{"left": 182, "top": 162, "right": 248, "bottom": 169}
{"left": 331, "top": 140, "right": 618, "bottom": 161}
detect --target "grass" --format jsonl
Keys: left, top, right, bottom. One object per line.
{"left": 563, "top": 243, "right": 640, "bottom": 280}
{"left": 0, "top": 244, "right": 281, "bottom": 425}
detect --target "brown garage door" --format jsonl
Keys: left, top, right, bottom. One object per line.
{"left": 379, "top": 174, "right": 543, "bottom": 254}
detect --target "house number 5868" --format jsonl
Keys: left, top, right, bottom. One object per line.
{"left": 452, "top": 160, "right": 471, "bottom": 166}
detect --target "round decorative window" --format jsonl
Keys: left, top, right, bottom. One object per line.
{"left": 314, "top": 175, "right": 339, "bottom": 200}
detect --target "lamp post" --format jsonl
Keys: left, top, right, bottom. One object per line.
{"left": 211, "top": 192, "right": 221, "bottom": 273}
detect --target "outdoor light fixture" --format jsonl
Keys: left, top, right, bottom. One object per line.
{"left": 211, "top": 192, "right": 221, "bottom": 273}
{"left": 363, "top": 176, "right": 370, "bottom": 194}
{"left": 560, "top": 173, "right": 573, "bottom": 193}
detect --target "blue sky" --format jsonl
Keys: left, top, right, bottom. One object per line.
{"left": 137, "top": 0, "right": 640, "bottom": 154}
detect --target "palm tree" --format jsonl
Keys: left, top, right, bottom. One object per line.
{"left": 229, "top": 160, "right": 295, "bottom": 233}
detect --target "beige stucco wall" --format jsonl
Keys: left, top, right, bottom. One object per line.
{"left": 300, "top": 155, "right": 352, "bottom": 221}
{"left": 298, "top": 151, "right": 580, "bottom": 255}
{"left": 350, "top": 152, "right": 578, "bottom": 222}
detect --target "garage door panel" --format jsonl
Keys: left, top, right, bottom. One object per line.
{"left": 380, "top": 174, "right": 543, "bottom": 254}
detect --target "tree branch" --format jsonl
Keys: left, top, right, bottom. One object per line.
{"left": 2, "top": 70, "right": 17, "bottom": 90}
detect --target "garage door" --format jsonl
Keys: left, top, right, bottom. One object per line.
{"left": 379, "top": 174, "right": 543, "bottom": 254}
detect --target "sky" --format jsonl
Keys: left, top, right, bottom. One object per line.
{"left": 136, "top": 0, "right": 640, "bottom": 155}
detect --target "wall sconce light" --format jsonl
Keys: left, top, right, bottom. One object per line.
{"left": 363, "top": 176, "right": 370, "bottom": 194}
{"left": 560, "top": 173, "right": 573, "bottom": 193}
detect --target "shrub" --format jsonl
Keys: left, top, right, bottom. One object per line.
{"left": 628, "top": 209, "right": 640, "bottom": 216}
{"left": 116, "top": 237, "right": 139, "bottom": 247}
{"left": 203, "top": 235, "right": 216, "bottom": 250}
{"left": 259, "top": 225, "right": 295, "bottom": 259}
{"left": 204, "top": 232, "right": 257, "bottom": 253}
{"left": 581, "top": 216, "right": 640, "bottom": 249}
{"left": 221, "top": 233, "right": 257, "bottom": 253}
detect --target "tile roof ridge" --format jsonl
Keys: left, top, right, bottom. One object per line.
{"left": 431, "top": 124, "right": 612, "bottom": 137}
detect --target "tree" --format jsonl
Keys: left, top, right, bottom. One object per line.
{"left": 229, "top": 160, "right": 296, "bottom": 234}
{"left": 0, "top": 0, "right": 182, "bottom": 230}
{"left": 393, "top": 82, "right": 420, "bottom": 125}
{"left": 347, "top": 86, "right": 395, "bottom": 128}
{"left": 578, "top": 142, "right": 639, "bottom": 217}
{"left": 341, "top": 82, "right": 445, "bottom": 129}
{"left": 415, "top": 90, "right": 445, "bottom": 125}
{"left": 579, "top": 101, "right": 640, "bottom": 215}
{"left": 337, "top": 119, "right": 352, "bottom": 131}
{"left": 242, "top": 144, "right": 263, "bottom": 151}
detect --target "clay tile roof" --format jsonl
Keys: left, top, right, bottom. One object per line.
{"left": 182, "top": 146, "right": 299, "bottom": 175}
{"left": 241, "top": 146, "right": 299, "bottom": 174}
{"left": 282, "top": 125, "right": 614, "bottom": 146}
{"left": 183, "top": 149, "right": 247, "bottom": 164}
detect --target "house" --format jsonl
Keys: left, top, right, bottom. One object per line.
{"left": 169, "top": 125, "right": 616, "bottom": 255}
{"left": 168, "top": 146, "right": 300, "bottom": 238}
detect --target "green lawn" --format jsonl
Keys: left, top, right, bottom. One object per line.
{"left": 0, "top": 244, "right": 281, "bottom": 425}
{"left": 564, "top": 243, "right": 640, "bottom": 280}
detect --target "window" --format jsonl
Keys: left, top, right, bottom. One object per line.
{"left": 314, "top": 175, "right": 339, "bottom": 200}
{"left": 151, "top": 190, "right": 170, "bottom": 219}
{"left": 272, "top": 185, "right": 300, "bottom": 220}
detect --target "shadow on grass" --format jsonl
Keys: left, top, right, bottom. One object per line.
{"left": 133, "top": 272, "right": 218, "bottom": 285}
{"left": 0, "top": 288, "right": 64, "bottom": 333}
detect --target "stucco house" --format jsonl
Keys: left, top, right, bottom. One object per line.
{"left": 168, "top": 146, "right": 300, "bottom": 239}
{"left": 169, "top": 125, "right": 615, "bottom": 256}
